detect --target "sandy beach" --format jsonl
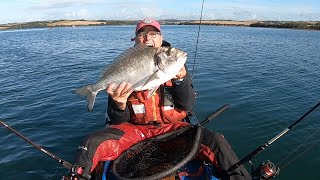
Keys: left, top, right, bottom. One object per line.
{"left": 0, "top": 26, "right": 9, "bottom": 30}
{"left": 47, "top": 20, "right": 106, "bottom": 27}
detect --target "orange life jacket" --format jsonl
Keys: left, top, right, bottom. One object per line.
{"left": 127, "top": 81, "right": 187, "bottom": 124}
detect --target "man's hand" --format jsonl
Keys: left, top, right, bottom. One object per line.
{"left": 106, "top": 82, "right": 133, "bottom": 110}
{"left": 175, "top": 66, "right": 187, "bottom": 79}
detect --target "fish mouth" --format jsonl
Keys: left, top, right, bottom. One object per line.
{"left": 176, "top": 51, "right": 187, "bottom": 63}
{"left": 179, "top": 51, "right": 187, "bottom": 58}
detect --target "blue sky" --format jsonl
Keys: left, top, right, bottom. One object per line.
{"left": 1, "top": 0, "right": 319, "bottom": 24}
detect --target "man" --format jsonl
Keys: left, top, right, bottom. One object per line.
{"left": 102, "top": 18, "right": 251, "bottom": 180}
{"left": 69, "top": 19, "right": 251, "bottom": 180}
{"left": 105, "top": 18, "right": 196, "bottom": 125}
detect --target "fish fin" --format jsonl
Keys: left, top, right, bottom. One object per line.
{"left": 134, "top": 43, "right": 148, "bottom": 48}
{"left": 147, "top": 86, "right": 160, "bottom": 98}
{"left": 74, "top": 85, "right": 97, "bottom": 111}
{"left": 130, "top": 75, "right": 152, "bottom": 90}
{"left": 140, "top": 71, "right": 162, "bottom": 89}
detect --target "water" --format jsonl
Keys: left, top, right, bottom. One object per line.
{"left": 0, "top": 25, "right": 319, "bottom": 180}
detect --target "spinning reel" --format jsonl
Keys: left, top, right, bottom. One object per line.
{"left": 251, "top": 160, "right": 280, "bottom": 180}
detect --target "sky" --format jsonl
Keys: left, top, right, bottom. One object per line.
{"left": 0, "top": 0, "right": 320, "bottom": 24}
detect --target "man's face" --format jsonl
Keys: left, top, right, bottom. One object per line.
{"left": 135, "top": 26, "right": 163, "bottom": 47}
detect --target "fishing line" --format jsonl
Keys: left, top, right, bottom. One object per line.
{"left": 277, "top": 127, "right": 320, "bottom": 169}
{"left": 191, "top": 0, "right": 205, "bottom": 93}
{"left": 281, "top": 140, "right": 319, "bottom": 169}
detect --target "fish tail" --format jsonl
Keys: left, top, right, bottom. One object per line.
{"left": 74, "top": 85, "right": 97, "bottom": 111}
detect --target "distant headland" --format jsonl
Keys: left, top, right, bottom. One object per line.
{"left": 1, "top": 19, "right": 319, "bottom": 31}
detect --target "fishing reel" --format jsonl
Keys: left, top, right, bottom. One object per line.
{"left": 251, "top": 160, "right": 280, "bottom": 180}
{"left": 62, "top": 164, "right": 91, "bottom": 180}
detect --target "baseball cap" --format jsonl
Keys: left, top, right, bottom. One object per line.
{"left": 135, "top": 18, "right": 161, "bottom": 34}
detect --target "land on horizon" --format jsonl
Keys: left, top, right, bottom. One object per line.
{"left": 1, "top": 19, "right": 319, "bottom": 31}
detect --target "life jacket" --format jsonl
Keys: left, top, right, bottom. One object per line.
{"left": 128, "top": 81, "right": 187, "bottom": 124}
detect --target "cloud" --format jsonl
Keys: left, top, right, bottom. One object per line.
{"left": 201, "top": 1, "right": 320, "bottom": 21}
{"left": 64, "top": 9, "right": 91, "bottom": 19}
{"left": 1, "top": 0, "right": 319, "bottom": 24}
{"left": 139, "top": 7, "right": 165, "bottom": 18}
{"left": 298, "top": 12, "right": 320, "bottom": 21}
{"left": 28, "top": 0, "right": 104, "bottom": 10}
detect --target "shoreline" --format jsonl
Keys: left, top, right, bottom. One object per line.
{"left": 1, "top": 19, "right": 319, "bottom": 31}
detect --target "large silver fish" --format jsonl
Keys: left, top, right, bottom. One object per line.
{"left": 74, "top": 44, "right": 187, "bottom": 111}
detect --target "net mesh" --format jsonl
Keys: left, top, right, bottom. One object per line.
{"left": 112, "top": 125, "right": 201, "bottom": 180}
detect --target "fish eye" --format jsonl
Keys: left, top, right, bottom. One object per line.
{"left": 166, "top": 48, "right": 173, "bottom": 56}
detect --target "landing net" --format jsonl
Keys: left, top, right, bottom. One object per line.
{"left": 112, "top": 125, "right": 202, "bottom": 180}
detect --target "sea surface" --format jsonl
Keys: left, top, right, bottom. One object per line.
{"left": 0, "top": 25, "right": 319, "bottom": 180}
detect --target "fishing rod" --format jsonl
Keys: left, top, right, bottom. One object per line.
{"left": 190, "top": 0, "right": 205, "bottom": 98}
{"left": 228, "top": 101, "right": 320, "bottom": 179}
{"left": 187, "top": 104, "right": 230, "bottom": 126}
{"left": 0, "top": 120, "right": 91, "bottom": 180}
{"left": 191, "top": 0, "right": 205, "bottom": 79}
{"left": 200, "top": 104, "right": 230, "bottom": 126}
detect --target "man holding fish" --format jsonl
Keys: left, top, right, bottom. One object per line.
{"left": 73, "top": 18, "right": 251, "bottom": 180}
{"left": 105, "top": 18, "right": 196, "bottom": 125}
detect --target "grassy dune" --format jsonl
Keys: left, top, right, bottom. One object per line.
{"left": 185, "top": 20, "right": 258, "bottom": 26}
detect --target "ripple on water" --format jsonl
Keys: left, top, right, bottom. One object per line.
{"left": 1, "top": 26, "right": 320, "bottom": 180}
